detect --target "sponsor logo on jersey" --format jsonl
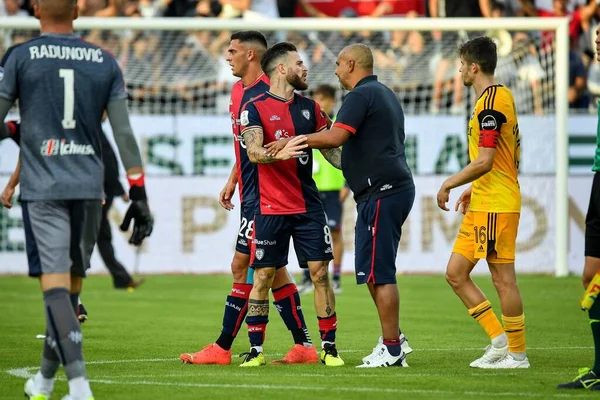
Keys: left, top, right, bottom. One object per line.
{"left": 481, "top": 115, "right": 497, "bottom": 131}
{"left": 301, "top": 109, "right": 310, "bottom": 120}
{"left": 274, "top": 129, "right": 290, "bottom": 141}
{"left": 253, "top": 239, "right": 277, "bottom": 246}
{"left": 270, "top": 115, "right": 281, "bottom": 121}
{"left": 40, "top": 139, "right": 95, "bottom": 157}
{"left": 380, "top": 183, "right": 393, "bottom": 191}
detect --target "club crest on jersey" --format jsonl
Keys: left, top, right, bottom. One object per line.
{"left": 301, "top": 109, "right": 310, "bottom": 120}
{"left": 255, "top": 248, "right": 264, "bottom": 260}
{"left": 240, "top": 110, "right": 249, "bottom": 126}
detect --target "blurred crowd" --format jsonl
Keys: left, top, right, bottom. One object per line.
{"left": 0, "top": 0, "right": 598, "bottom": 115}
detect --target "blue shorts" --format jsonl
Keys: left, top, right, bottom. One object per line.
{"left": 250, "top": 210, "right": 334, "bottom": 269}
{"left": 320, "top": 191, "right": 343, "bottom": 232}
{"left": 235, "top": 203, "right": 255, "bottom": 255}
{"left": 355, "top": 189, "right": 415, "bottom": 285}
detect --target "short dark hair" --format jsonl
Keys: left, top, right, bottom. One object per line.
{"left": 459, "top": 36, "right": 497, "bottom": 75}
{"left": 261, "top": 42, "right": 298, "bottom": 77}
{"left": 313, "top": 84, "right": 336, "bottom": 100}
{"left": 230, "top": 30, "right": 268, "bottom": 49}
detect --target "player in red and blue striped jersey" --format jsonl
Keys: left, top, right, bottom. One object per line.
{"left": 180, "top": 32, "right": 317, "bottom": 366}
{"left": 238, "top": 42, "right": 344, "bottom": 367}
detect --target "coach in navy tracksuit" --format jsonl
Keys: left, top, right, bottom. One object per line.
{"left": 302, "top": 43, "right": 415, "bottom": 367}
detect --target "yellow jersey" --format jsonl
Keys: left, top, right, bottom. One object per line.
{"left": 468, "top": 84, "right": 521, "bottom": 213}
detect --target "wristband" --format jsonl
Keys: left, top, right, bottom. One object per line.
{"left": 128, "top": 173, "right": 147, "bottom": 201}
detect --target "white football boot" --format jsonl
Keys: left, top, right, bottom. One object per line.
{"left": 479, "top": 353, "right": 530, "bottom": 369}
{"left": 357, "top": 345, "right": 408, "bottom": 368}
{"left": 470, "top": 344, "right": 508, "bottom": 368}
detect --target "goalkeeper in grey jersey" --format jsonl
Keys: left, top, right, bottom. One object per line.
{"left": 0, "top": 0, "right": 153, "bottom": 398}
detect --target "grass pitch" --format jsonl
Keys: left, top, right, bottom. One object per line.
{"left": 0, "top": 274, "right": 597, "bottom": 399}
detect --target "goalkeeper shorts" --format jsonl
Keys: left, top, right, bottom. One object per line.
{"left": 22, "top": 200, "right": 102, "bottom": 278}
{"left": 452, "top": 211, "right": 520, "bottom": 265}
{"left": 586, "top": 172, "right": 600, "bottom": 258}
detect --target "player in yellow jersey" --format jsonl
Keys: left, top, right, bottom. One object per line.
{"left": 436, "top": 36, "right": 529, "bottom": 369}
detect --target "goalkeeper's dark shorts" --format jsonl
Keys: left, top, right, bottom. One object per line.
{"left": 22, "top": 200, "right": 102, "bottom": 278}
{"left": 586, "top": 172, "right": 600, "bottom": 258}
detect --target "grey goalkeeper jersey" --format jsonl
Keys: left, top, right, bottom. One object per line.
{"left": 0, "top": 33, "right": 127, "bottom": 200}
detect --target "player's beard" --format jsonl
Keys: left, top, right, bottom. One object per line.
{"left": 288, "top": 73, "right": 308, "bottom": 91}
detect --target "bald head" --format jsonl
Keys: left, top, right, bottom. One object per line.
{"left": 340, "top": 43, "right": 373, "bottom": 71}
{"left": 36, "top": 0, "right": 78, "bottom": 22}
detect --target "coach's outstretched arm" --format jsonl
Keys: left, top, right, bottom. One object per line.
{"left": 243, "top": 126, "right": 307, "bottom": 163}
{"left": 106, "top": 99, "right": 154, "bottom": 246}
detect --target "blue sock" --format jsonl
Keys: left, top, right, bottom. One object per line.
{"left": 246, "top": 315, "right": 269, "bottom": 347}
{"left": 383, "top": 338, "right": 401, "bottom": 357}
{"left": 273, "top": 284, "right": 311, "bottom": 345}
{"left": 216, "top": 283, "right": 252, "bottom": 351}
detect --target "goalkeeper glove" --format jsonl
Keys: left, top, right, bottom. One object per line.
{"left": 581, "top": 273, "right": 600, "bottom": 311}
{"left": 120, "top": 173, "right": 154, "bottom": 246}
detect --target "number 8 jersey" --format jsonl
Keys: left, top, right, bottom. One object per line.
{"left": 468, "top": 84, "right": 521, "bottom": 213}
{"left": 0, "top": 33, "right": 127, "bottom": 201}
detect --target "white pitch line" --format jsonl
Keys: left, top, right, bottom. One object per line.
{"left": 6, "top": 355, "right": 594, "bottom": 399}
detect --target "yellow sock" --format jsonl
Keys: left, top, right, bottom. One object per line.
{"left": 502, "top": 314, "right": 526, "bottom": 353}
{"left": 468, "top": 300, "right": 505, "bottom": 341}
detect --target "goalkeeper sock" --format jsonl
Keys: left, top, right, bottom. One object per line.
{"left": 469, "top": 300, "right": 505, "bottom": 345}
{"left": 272, "top": 283, "right": 312, "bottom": 346}
{"left": 501, "top": 314, "right": 526, "bottom": 357}
{"left": 589, "top": 299, "right": 600, "bottom": 375}
{"left": 44, "top": 288, "right": 87, "bottom": 381}
{"left": 318, "top": 313, "right": 337, "bottom": 343}
{"left": 216, "top": 283, "right": 252, "bottom": 351}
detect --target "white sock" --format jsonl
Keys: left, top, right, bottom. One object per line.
{"left": 68, "top": 376, "right": 93, "bottom": 399}
{"left": 322, "top": 341, "right": 334, "bottom": 349}
{"left": 491, "top": 333, "right": 508, "bottom": 348}
{"left": 251, "top": 346, "right": 263, "bottom": 354}
{"left": 34, "top": 371, "right": 54, "bottom": 395}
{"left": 509, "top": 351, "right": 527, "bottom": 361}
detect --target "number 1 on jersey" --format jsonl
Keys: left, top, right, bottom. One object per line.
{"left": 59, "top": 69, "right": 76, "bottom": 129}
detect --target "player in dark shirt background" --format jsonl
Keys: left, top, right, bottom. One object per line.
{"left": 239, "top": 42, "right": 344, "bottom": 367}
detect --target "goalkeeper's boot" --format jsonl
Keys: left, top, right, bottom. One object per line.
{"left": 469, "top": 344, "right": 508, "bottom": 368}
{"left": 77, "top": 303, "right": 88, "bottom": 324}
{"left": 478, "top": 353, "right": 530, "bottom": 369}
{"left": 356, "top": 345, "right": 408, "bottom": 368}
{"left": 24, "top": 372, "right": 53, "bottom": 400}
{"left": 180, "top": 343, "right": 232, "bottom": 365}
{"left": 239, "top": 348, "right": 265, "bottom": 367}
{"left": 557, "top": 368, "right": 600, "bottom": 389}
{"left": 270, "top": 344, "right": 319, "bottom": 364}
{"left": 320, "top": 343, "right": 344, "bottom": 367}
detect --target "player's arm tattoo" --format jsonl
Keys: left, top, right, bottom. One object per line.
{"left": 243, "top": 128, "right": 277, "bottom": 164}
{"left": 321, "top": 148, "right": 342, "bottom": 170}
{"left": 247, "top": 299, "right": 270, "bottom": 317}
